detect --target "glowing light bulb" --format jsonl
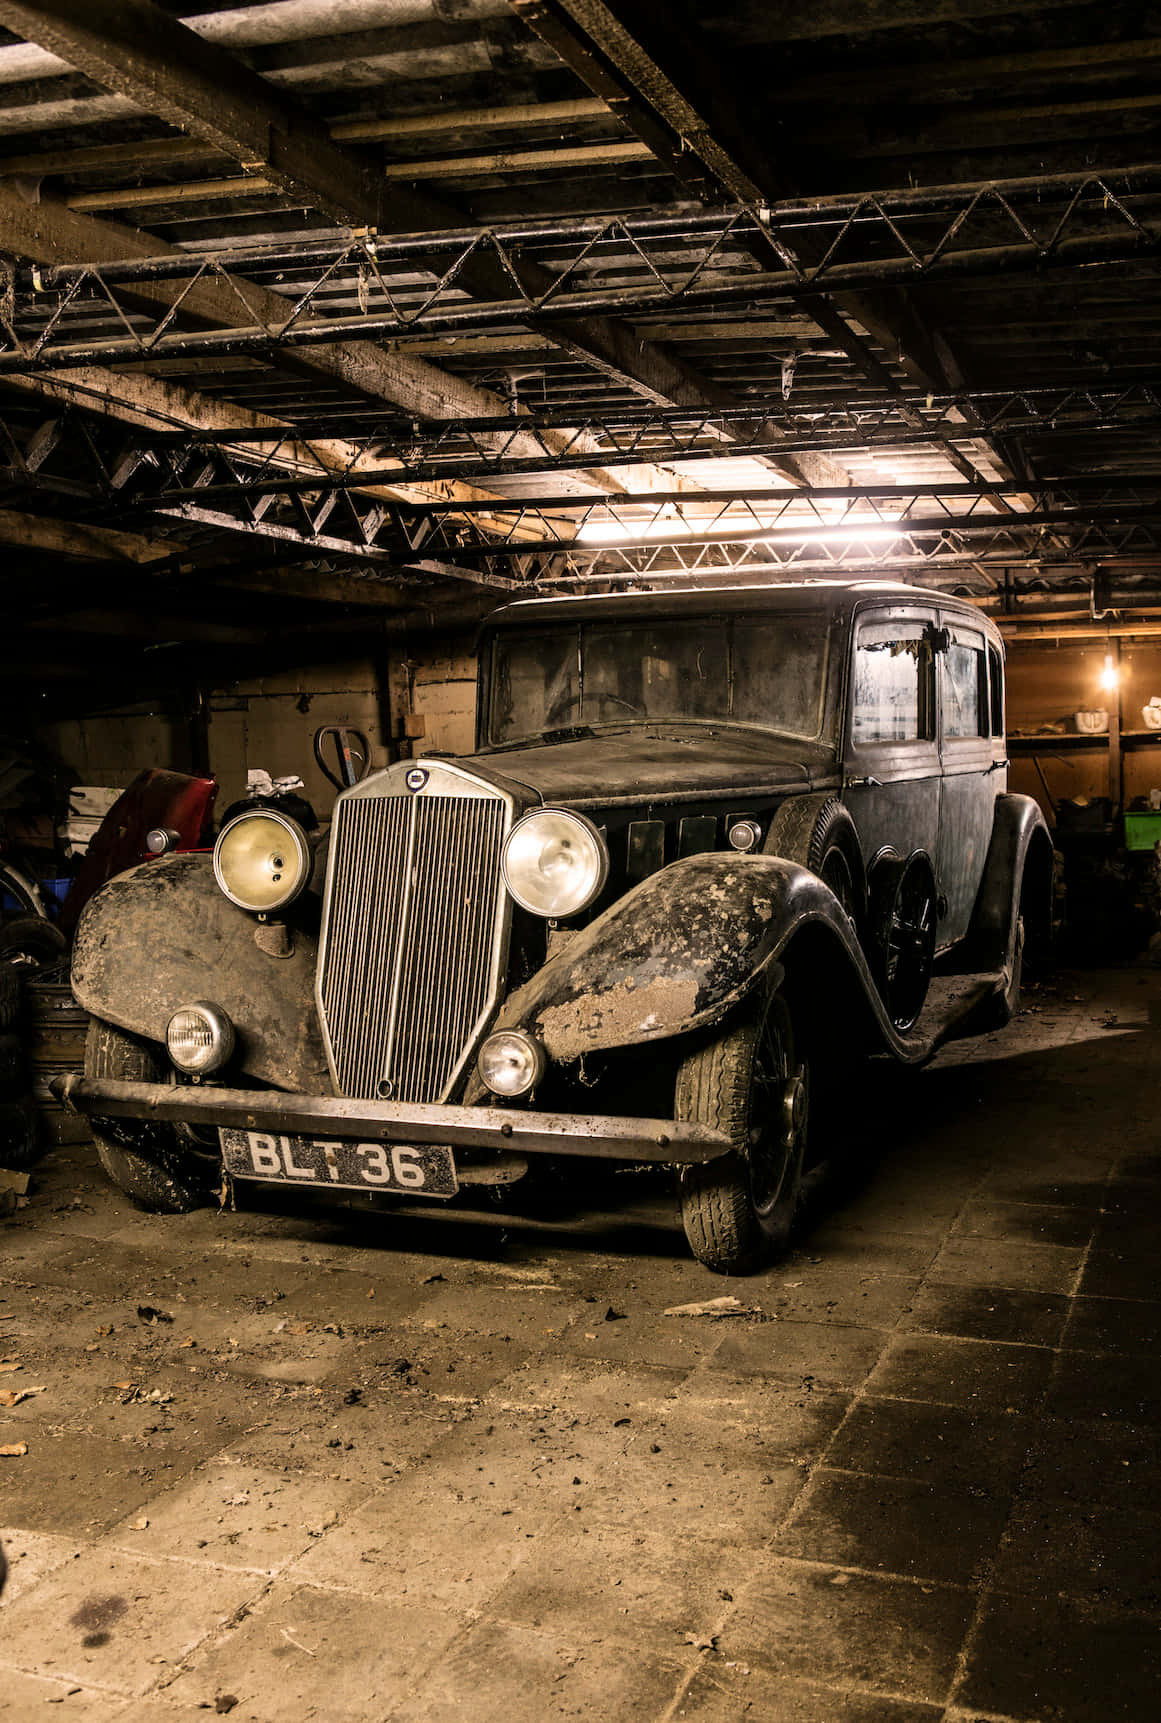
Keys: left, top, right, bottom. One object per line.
{"left": 1099, "top": 653, "right": 1120, "bottom": 693}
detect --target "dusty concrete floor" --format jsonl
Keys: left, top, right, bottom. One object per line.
{"left": 1, "top": 967, "right": 1160, "bottom": 1722}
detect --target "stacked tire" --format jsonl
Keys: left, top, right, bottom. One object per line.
{"left": 0, "top": 965, "right": 41, "bottom": 1171}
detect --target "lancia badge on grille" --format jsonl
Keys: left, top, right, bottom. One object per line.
{"left": 405, "top": 767, "right": 428, "bottom": 791}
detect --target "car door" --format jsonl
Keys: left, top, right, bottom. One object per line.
{"left": 842, "top": 603, "right": 941, "bottom": 912}
{"left": 935, "top": 613, "right": 998, "bottom": 946}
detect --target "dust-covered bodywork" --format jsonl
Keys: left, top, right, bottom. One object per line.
{"left": 61, "top": 579, "right": 1051, "bottom": 1269}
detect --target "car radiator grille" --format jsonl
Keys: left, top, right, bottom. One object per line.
{"left": 318, "top": 790, "right": 509, "bottom": 1102}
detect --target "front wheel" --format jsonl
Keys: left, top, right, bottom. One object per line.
{"left": 85, "top": 1018, "right": 216, "bottom": 1212}
{"left": 674, "top": 990, "right": 808, "bottom": 1274}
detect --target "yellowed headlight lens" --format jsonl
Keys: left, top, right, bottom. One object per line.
{"left": 213, "top": 810, "right": 311, "bottom": 913}
{"left": 501, "top": 808, "right": 608, "bottom": 918}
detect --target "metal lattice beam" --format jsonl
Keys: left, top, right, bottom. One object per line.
{"left": 6, "top": 168, "right": 1161, "bottom": 377}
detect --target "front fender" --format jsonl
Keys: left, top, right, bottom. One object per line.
{"left": 487, "top": 852, "right": 887, "bottom": 1063}
{"left": 71, "top": 853, "right": 329, "bottom": 1091}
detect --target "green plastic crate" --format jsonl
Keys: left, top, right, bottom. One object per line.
{"left": 1124, "top": 811, "right": 1161, "bottom": 851}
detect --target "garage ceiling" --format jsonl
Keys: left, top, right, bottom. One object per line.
{"left": 4, "top": 0, "right": 1161, "bottom": 707}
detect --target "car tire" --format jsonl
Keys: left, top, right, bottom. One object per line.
{"left": 977, "top": 912, "right": 1025, "bottom": 1031}
{"left": 0, "top": 965, "right": 21, "bottom": 1031}
{"left": 766, "top": 794, "right": 866, "bottom": 926}
{"left": 675, "top": 989, "right": 808, "bottom": 1274}
{"left": 0, "top": 916, "right": 67, "bottom": 970}
{"left": 0, "top": 1095, "right": 43, "bottom": 1170}
{"left": 869, "top": 851, "right": 937, "bottom": 1032}
{"left": 85, "top": 1017, "right": 216, "bottom": 1213}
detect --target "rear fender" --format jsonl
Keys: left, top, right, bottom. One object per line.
{"left": 71, "top": 853, "right": 328, "bottom": 1091}
{"left": 964, "top": 793, "right": 1054, "bottom": 970}
{"left": 486, "top": 852, "right": 911, "bottom": 1064}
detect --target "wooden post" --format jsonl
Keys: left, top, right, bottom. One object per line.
{"left": 1108, "top": 640, "right": 1123, "bottom": 811}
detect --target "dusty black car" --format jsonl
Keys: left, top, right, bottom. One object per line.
{"left": 60, "top": 581, "right": 1051, "bottom": 1273}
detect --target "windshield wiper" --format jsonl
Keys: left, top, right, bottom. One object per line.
{"left": 539, "top": 723, "right": 596, "bottom": 743}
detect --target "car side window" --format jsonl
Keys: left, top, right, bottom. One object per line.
{"left": 852, "top": 620, "right": 932, "bottom": 743}
{"left": 988, "top": 643, "right": 1005, "bottom": 737}
{"left": 942, "top": 628, "right": 988, "bottom": 739}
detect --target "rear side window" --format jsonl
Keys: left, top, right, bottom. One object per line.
{"left": 942, "top": 629, "right": 987, "bottom": 738}
{"left": 852, "top": 621, "right": 931, "bottom": 743}
{"left": 988, "top": 643, "right": 1005, "bottom": 737}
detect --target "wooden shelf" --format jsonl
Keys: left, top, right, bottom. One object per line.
{"left": 1009, "top": 730, "right": 1161, "bottom": 751}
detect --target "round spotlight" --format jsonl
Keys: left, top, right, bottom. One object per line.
{"left": 477, "top": 1029, "right": 546, "bottom": 1098}
{"left": 213, "top": 809, "right": 311, "bottom": 914}
{"left": 167, "top": 1001, "right": 235, "bottom": 1075}
{"left": 501, "top": 808, "right": 608, "bottom": 919}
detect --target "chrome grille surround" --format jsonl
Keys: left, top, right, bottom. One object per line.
{"left": 315, "top": 761, "right": 516, "bottom": 1103}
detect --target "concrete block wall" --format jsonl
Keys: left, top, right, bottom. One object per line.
{"left": 35, "top": 634, "right": 480, "bottom": 827}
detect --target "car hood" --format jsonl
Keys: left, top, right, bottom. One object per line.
{"left": 469, "top": 726, "right": 836, "bottom": 808}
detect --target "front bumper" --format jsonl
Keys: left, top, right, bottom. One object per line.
{"left": 51, "top": 1075, "right": 732, "bottom": 1165}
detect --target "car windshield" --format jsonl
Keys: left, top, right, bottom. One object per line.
{"left": 488, "top": 613, "right": 831, "bottom": 746}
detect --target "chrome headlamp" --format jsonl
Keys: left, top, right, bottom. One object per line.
{"left": 477, "top": 1029, "right": 546, "bottom": 1098}
{"left": 167, "top": 1001, "right": 235, "bottom": 1075}
{"left": 213, "top": 808, "right": 311, "bottom": 914}
{"left": 501, "top": 808, "right": 609, "bottom": 919}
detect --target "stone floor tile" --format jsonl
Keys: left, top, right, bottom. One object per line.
{"left": 786, "top": 1235, "right": 937, "bottom": 1278}
{"left": 0, "top": 1429, "right": 203, "bottom": 1537}
{"left": 926, "top": 1237, "right": 1085, "bottom": 1294}
{"left": 862, "top": 1334, "right": 1055, "bottom": 1414}
{"left": 718, "top": 1555, "right": 974, "bottom": 1706}
{"left": 1020, "top": 1416, "right": 1161, "bottom": 1507}
{"left": 0, "top": 1669, "right": 126, "bottom": 1721}
{"left": 488, "top": 1356, "right": 690, "bottom": 1417}
{"left": 954, "top": 1591, "right": 1161, "bottom": 1722}
{"left": 289, "top": 1420, "right": 570, "bottom": 1610}
{"left": 772, "top": 1468, "right": 1009, "bottom": 1586}
{"left": 898, "top": 1284, "right": 1069, "bottom": 1347}
{"left": 165, "top": 1581, "right": 465, "bottom": 1720}
{"left": 706, "top": 1321, "right": 887, "bottom": 1389}
{"left": 1063, "top": 1295, "right": 1161, "bottom": 1354}
{"left": 747, "top": 1270, "right": 923, "bottom": 1331}
{"left": 387, "top": 1618, "right": 685, "bottom": 1723}
{"left": 0, "top": 1546, "right": 265, "bottom": 1696}
{"left": 487, "top": 1516, "right": 735, "bottom": 1647}
{"left": 822, "top": 1399, "right": 1034, "bottom": 1495}
{"left": 105, "top": 1461, "right": 365, "bottom": 1574}
{"left": 663, "top": 1375, "right": 853, "bottom": 1464}
{"left": 1079, "top": 1249, "right": 1161, "bottom": 1301}
{"left": 950, "top": 1199, "right": 1096, "bottom": 1248}
{"left": 0, "top": 1526, "right": 83, "bottom": 1608}
{"left": 971, "top": 1174, "right": 1110, "bottom": 1210}
{"left": 992, "top": 1497, "right": 1161, "bottom": 1610}
{"left": 1045, "top": 1349, "right": 1161, "bottom": 1425}
{"left": 675, "top": 1665, "right": 944, "bottom": 1722}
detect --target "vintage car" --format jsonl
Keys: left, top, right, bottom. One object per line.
{"left": 59, "top": 580, "right": 1052, "bottom": 1273}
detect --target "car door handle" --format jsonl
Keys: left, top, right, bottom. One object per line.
{"left": 846, "top": 775, "right": 883, "bottom": 788}
{"left": 987, "top": 759, "right": 1010, "bottom": 773}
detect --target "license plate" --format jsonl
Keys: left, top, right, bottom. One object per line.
{"left": 219, "top": 1130, "right": 458, "bottom": 1198}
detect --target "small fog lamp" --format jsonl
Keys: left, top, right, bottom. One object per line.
{"left": 477, "top": 1029, "right": 546, "bottom": 1098}
{"left": 166, "top": 1001, "right": 235, "bottom": 1075}
{"left": 145, "top": 827, "right": 181, "bottom": 856}
{"left": 728, "top": 818, "right": 762, "bottom": 852}
{"left": 213, "top": 808, "right": 311, "bottom": 914}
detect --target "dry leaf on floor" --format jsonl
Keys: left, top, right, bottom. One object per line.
{"left": 663, "top": 1296, "right": 750, "bottom": 1317}
{"left": 0, "top": 1441, "right": 28, "bottom": 1456}
{"left": 0, "top": 1385, "right": 44, "bottom": 1408}
{"left": 0, "top": 1360, "right": 21, "bottom": 1373}
{"left": 131, "top": 1516, "right": 149, "bottom": 1530}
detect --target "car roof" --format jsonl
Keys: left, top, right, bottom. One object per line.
{"left": 484, "top": 579, "right": 1002, "bottom": 639}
